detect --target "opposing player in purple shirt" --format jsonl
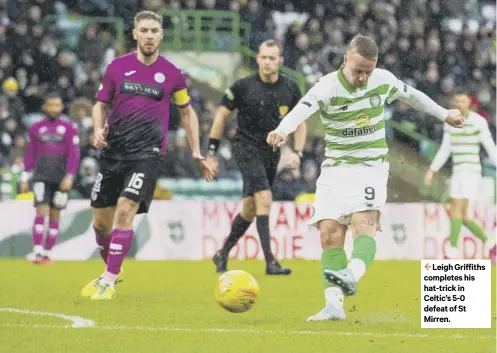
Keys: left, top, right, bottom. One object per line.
{"left": 81, "top": 10, "right": 213, "bottom": 300}
{"left": 20, "top": 93, "right": 80, "bottom": 264}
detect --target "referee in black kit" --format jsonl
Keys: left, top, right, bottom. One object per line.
{"left": 206, "top": 40, "right": 307, "bottom": 275}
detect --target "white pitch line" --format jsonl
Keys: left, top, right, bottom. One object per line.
{"left": 0, "top": 308, "right": 95, "bottom": 328}
{"left": 0, "top": 323, "right": 494, "bottom": 340}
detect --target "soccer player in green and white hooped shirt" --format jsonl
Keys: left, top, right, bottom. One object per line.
{"left": 424, "top": 88, "right": 496, "bottom": 260}
{"left": 266, "top": 34, "right": 465, "bottom": 321}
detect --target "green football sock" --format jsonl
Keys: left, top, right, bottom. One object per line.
{"left": 449, "top": 218, "right": 463, "bottom": 247}
{"left": 351, "top": 234, "right": 377, "bottom": 267}
{"left": 321, "top": 248, "right": 347, "bottom": 288}
{"left": 464, "top": 219, "right": 488, "bottom": 242}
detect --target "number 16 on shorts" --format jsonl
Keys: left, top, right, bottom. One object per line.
{"left": 125, "top": 172, "right": 144, "bottom": 196}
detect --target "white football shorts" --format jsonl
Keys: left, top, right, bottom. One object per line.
{"left": 449, "top": 172, "right": 481, "bottom": 200}
{"left": 308, "top": 162, "right": 389, "bottom": 228}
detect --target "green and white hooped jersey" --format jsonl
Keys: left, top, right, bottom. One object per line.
{"left": 306, "top": 68, "right": 410, "bottom": 166}
{"left": 435, "top": 111, "right": 493, "bottom": 175}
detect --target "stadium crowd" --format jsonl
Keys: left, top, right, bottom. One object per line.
{"left": 0, "top": 0, "right": 495, "bottom": 201}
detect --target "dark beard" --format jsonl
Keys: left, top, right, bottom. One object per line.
{"left": 138, "top": 45, "right": 158, "bottom": 57}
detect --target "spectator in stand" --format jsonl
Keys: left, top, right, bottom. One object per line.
{"left": 0, "top": 0, "right": 494, "bottom": 202}
{"left": 76, "top": 22, "right": 104, "bottom": 65}
{"left": 1, "top": 78, "right": 24, "bottom": 128}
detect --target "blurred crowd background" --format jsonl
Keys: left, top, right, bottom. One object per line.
{"left": 0, "top": 0, "right": 495, "bottom": 201}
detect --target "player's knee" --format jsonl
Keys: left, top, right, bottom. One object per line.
{"left": 93, "top": 212, "right": 113, "bottom": 237}
{"left": 115, "top": 208, "right": 134, "bottom": 228}
{"left": 319, "top": 223, "right": 345, "bottom": 249}
{"left": 49, "top": 209, "right": 61, "bottom": 222}
{"left": 240, "top": 200, "right": 256, "bottom": 221}
{"left": 36, "top": 206, "right": 49, "bottom": 218}
{"left": 93, "top": 221, "right": 112, "bottom": 238}
{"left": 350, "top": 212, "right": 377, "bottom": 237}
{"left": 254, "top": 190, "right": 272, "bottom": 213}
{"left": 240, "top": 210, "right": 256, "bottom": 222}
{"left": 114, "top": 199, "right": 138, "bottom": 228}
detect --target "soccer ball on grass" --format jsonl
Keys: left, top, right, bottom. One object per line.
{"left": 214, "top": 270, "right": 260, "bottom": 313}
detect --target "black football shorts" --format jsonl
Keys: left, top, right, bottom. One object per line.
{"left": 32, "top": 181, "right": 69, "bottom": 209}
{"left": 232, "top": 140, "right": 280, "bottom": 197}
{"left": 90, "top": 155, "right": 160, "bottom": 214}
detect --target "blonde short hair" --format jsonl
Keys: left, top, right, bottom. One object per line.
{"left": 348, "top": 34, "right": 378, "bottom": 60}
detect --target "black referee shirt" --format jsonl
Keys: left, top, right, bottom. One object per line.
{"left": 220, "top": 73, "right": 302, "bottom": 145}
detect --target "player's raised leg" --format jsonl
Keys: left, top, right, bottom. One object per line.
{"left": 254, "top": 190, "right": 291, "bottom": 275}
{"left": 307, "top": 220, "right": 348, "bottom": 321}
{"left": 32, "top": 203, "right": 48, "bottom": 264}
{"left": 213, "top": 197, "right": 255, "bottom": 273}
{"left": 325, "top": 210, "right": 378, "bottom": 296}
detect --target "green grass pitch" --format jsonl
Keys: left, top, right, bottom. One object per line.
{"left": 0, "top": 259, "right": 495, "bottom": 353}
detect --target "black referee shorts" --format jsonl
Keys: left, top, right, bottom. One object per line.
{"left": 232, "top": 140, "right": 280, "bottom": 197}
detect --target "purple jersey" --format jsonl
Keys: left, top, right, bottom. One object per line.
{"left": 24, "top": 118, "right": 80, "bottom": 183}
{"left": 96, "top": 53, "right": 190, "bottom": 160}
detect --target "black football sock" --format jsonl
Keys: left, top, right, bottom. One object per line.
{"left": 256, "top": 215, "right": 275, "bottom": 263}
{"left": 220, "top": 214, "right": 252, "bottom": 257}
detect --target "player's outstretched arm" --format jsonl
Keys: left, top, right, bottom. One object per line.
{"left": 387, "top": 72, "right": 463, "bottom": 128}
{"left": 178, "top": 105, "right": 214, "bottom": 181}
{"left": 268, "top": 79, "right": 330, "bottom": 148}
